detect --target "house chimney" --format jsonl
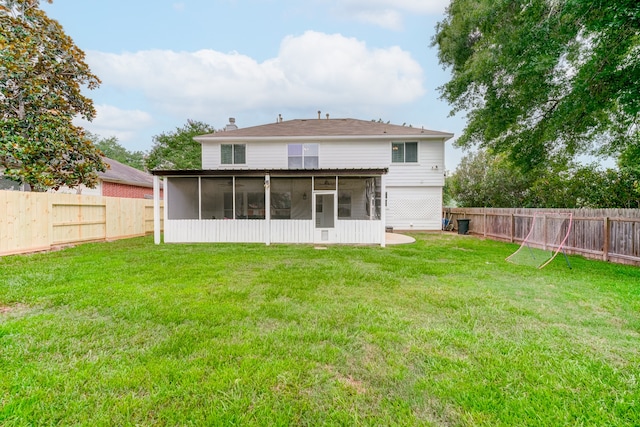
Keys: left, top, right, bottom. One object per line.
{"left": 278, "top": 113, "right": 283, "bottom": 123}
{"left": 318, "top": 110, "right": 321, "bottom": 119}
{"left": 326, "top": 113, "right": 330, "bottom": 120}
{"left": 224, "top": 117, "right": 238, "bottom": 131}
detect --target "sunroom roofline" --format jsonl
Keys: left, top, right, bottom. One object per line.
{"left": 151, "top": 168, "right": 388, "bottom": 177}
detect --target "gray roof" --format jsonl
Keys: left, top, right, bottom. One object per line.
{"left": 100, "top": 157, "right": 154, "bottom": 188}
{"left": 195, "top": 118, "right": 454, "bottom": 140}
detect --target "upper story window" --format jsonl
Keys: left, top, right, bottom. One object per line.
{"left": 221, "top": 144, "right": 246, "bottom": 164}
{"left": 391, "top": 142, "right": 418, "bottom": 163}
{"left": 288, "top": 143, "right": 318, "bottom": 169}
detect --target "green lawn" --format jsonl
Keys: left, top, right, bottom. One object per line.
{"left": 1, "top": 234, "right": 639, "bottom": 426}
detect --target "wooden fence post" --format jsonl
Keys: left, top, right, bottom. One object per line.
{"left": 542, "top": 214, "right": 547, "bottom": 251}
{"left": 483, "top": 210, "right": 487, "bottom": 238}
{"left": 603, "top": 216, "right": 609, "bottom": 262}
{"left": 510, "top": 213, "right": 514, "bottom": 243}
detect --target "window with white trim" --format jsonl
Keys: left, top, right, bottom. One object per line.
{"left": 221, "top": 144, "right": 246, "bottom": 164}
{"left": 391, "top": 142, "right": 418, "bottom": 163}
{"left": 288, "top": 143, "right": 318, "bottom": 169}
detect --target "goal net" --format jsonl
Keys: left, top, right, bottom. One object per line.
{"left": 506, "top": 212, "right": 573, "bottom": 269}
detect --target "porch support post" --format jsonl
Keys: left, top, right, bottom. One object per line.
{"left": 153, "top": 175, "right": 161, "bottom": 244}
{"left": 265, "top": 174, "right": 271, "bottom": 246}
{"left": 380, "top": 174, "right": 386, "bottom": 248}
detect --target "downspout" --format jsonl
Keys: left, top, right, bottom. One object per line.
{"left": 380, "top": 174, "right": 386, "bottom": 248}
{"left": 265, "top": 174, "right": 271, "bottom": 246}
{"left": 153, "top": 175, "right": 161, "bottom": 244}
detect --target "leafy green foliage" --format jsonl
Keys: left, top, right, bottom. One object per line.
{"left": 433, "top": 0, "right": 640, "bottom": 170}
{"left": 145, "top": 120, "right": 215, "bottom": 170}
{"left": 449, "top": 150, "right": 530, "bottom": 207}
{"left": 92, "top": 134, "right": 146, "bottom": 171}
{"left": 450, "top": 149, "right": 640, "bottom": 208}
{"left": 0, "top": 0, "right": 106, "bottom": 191}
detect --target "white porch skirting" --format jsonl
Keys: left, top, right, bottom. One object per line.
{"left": 163, "top": 219, "right": 383, "bottom": 245}
{"left": 270, "top": 220, "right": 314, "bottom": 243}
{"left": 164, "top": 220, "right": 265, "bottom": 243}
{"left": 335, "top": 220, "right": 384, "bottom": 244}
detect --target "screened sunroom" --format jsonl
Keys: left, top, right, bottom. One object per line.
{"left": 151, "top": 169, "right": 387, "bottom": 246}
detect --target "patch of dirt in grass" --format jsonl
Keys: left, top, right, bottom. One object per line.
{"left": 338, "top": 374, "right": 366, "bottom": 395}
{"left": 322, "top": 365, "right": 367, "bottom": 395}
{"left": 0, "top": 303, "right": 30, "bottom": 317}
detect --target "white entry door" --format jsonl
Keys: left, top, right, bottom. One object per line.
{"left": 314, "top": 192, "right": 336, "bottom": 243}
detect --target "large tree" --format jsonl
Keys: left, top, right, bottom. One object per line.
{"left": 92, "top": 134, "right": 146, "bottom": 171}
{"left": 449, "top": 150, "right": 531, "bottom": 207}
{"left": 0, "top": 0, "right": 106, "bottom": 191}
{"left": 450, "top": 149, "right": 640, "bottom": 208}
{"left": 146, "top": 120, "right": 215, "bottom": 170}
{"left": 433, "top": 0, "right": 640, "bottom": 170}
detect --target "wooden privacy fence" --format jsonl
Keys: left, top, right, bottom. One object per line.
{"left": 1, "top": 190, "right": 163, "bottom": 257}
{"left": 445, "top": 208, "right": 640, "bottom": 266}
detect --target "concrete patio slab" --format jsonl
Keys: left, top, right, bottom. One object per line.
{"left": 385, "top": 232, "right": 416, "bottom": 245}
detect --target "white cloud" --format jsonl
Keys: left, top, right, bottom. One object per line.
{"left": 325, "top": 0, "right": 449, "bottom": 29}
{"left": 86, "top": 31, "right": 424, "bottom": 122}
{"left": 74, "top": 104, "right": 154, "bottom": 145}
{"left": 345, "top": 0, "right": 450, "bottom": 15}
{"left": 352, "top": 9, "right": 404, "bottom": 31}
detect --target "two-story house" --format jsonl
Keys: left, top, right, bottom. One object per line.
{"left": 151, "top": 116, "right": 453, "bottom": 246}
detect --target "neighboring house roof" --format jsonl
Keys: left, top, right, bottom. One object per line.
{"left": 100, "top": 157, "right": 154, "bottom": 188}
{"left": 194, "top": 118, "right": 454, "bottom": 141}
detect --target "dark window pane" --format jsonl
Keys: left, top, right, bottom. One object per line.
{"left": 405, "top": 142, "right": 418, "bottom": 162}
{"left": 391, "top": 143, "right": 404, "bottom": 163}
{"left": 221, "top": 144, "right": 233, "bottom": 164}
{"left": 289, "top": 157, "right": 303, "bottom": 168}
{"left": 304, "top": 156, "right": 318, "bottom": 169}
{"left": 234, "top": 144, "right": 246, "bottom": 164}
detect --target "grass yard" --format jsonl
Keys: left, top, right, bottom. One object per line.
{"left": 1, "top": 234, "right": 639, "bottom": 426}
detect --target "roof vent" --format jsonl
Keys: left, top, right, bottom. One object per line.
{"left": 326, "top": 113, "right": 330, "bottom": 120}
{"left": 318, "top": 110, "right": 321, "bottom": 119}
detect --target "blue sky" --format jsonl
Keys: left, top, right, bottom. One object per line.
{"left": 42, "top": 0, "right": 468, "bottom": 170}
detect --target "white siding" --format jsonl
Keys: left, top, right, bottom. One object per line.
{"left": 386, "top": 186, "right": 442, "bottom": 231}
{"left": 387, "top": 141, "right": 445, "bottom": 187}
{"left": 202, "top": 141, "right": 286, "bottom": 169}
{"left": 201, "top": 139, "right": 435, "bottom": 170}
{"left": 202, "top": 137, "right": 445, "bottom": 180}
{"left": 319, "top": 140, "right": 388, "bottom": 168}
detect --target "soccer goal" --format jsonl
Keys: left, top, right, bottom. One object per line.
{"left": 506, "top": 212, "right": 573, "bottom": 269}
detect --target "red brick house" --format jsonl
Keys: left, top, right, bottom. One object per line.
{"left": 43, "top": 157, "right": 161, "bottom": 198}
{"left": 97, "top": 157, "right": 161, "bottom": 199}
{"left": 1, "top": 157, "right": 161, "bottom": 198}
